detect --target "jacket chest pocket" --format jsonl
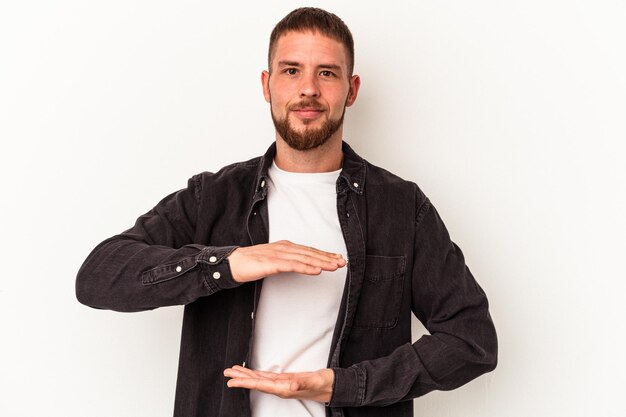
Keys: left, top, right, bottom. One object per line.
{"left": 353, "top": 255, "right": 406, "bottom": 329}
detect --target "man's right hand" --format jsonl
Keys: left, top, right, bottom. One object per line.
{"left": 227, "top": 240, "right": 346, "bottom": 283}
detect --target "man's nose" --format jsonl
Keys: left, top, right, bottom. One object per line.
{"left": 299, "top": 73, "right": 320, "bottom": 98}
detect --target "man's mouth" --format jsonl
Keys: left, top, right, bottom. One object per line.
{"left": 292, "top": 108, "right": 324, "bottom": 119}
{"left": 289, "top": 100, "right": 326, "bottom": 120}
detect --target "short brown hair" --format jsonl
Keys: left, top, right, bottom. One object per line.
{"left": 268, "top": 7, "right": 355, "bottom": 76}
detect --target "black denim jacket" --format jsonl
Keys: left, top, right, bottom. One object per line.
{"left": 76, "top": 142, "right": 497, "bottom": 417}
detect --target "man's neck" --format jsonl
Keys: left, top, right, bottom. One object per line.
{"left": 274, "top": 135, "right": 344, "bottom": 173}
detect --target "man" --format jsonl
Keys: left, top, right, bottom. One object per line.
{"left": 76, "top": 7, "right": 497, "bottom": 417}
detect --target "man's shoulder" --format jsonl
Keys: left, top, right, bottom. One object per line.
{"left": 363, "top": 159, "right": 426, "bottom": 201}
{"left": 180, "top": 155, "right": 264, "bottom": 204}
{"left": 343, "top": 141, "right": 422, "bottom": 193}
{"left": 192, "top": 155, "right": 262, "bottom": 183}
{"left": 364, "top": 159, "right": 411, "bottom": 186}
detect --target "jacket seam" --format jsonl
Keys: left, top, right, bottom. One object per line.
{"left": 415, "top": 197, "right": 431, "bottom": 228}
{"left": 192, "top": 174, "right": 202, "bottom": 204}
{"left": 355, "top": 365, "right": 366, "bottom": 406}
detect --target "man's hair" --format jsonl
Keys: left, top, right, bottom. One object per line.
{"left": 268, "top": 7, "right": 355, "bottom": 76}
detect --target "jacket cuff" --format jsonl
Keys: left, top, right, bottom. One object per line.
{"left": 328, "top": 365, "right": 366, "bottom": 407}
{"left": 196, "top": 246, "right": 240, "bottom": 292}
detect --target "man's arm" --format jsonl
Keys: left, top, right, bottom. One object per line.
{"left": 330, "top": 196, "right": 498, "bottom": 407}
{"left": 76, "top": 174, "right": 345, "bottom": 312}
{"left": 75, "top": 174, "right": 234, "bottom": 312}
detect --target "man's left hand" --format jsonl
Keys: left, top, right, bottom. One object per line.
{"left": 224, "top": 365, "right": 334, "bottom": 403}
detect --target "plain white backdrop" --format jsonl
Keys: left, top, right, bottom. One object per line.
{"left": 1, "top": 1, "right": 625, "bottom": 416}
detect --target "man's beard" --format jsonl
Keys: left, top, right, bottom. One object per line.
{"left": 271, "top": 99, "right": 345, "bottom": 151}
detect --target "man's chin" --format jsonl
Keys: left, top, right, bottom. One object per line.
{"left": 281, "top": 135, "right": 329, "bottom": 151}
{"left": 273, "top": 113, "right": 344, "bottom": 151}
{"left": 289, "top": 115, "right": 324, "bottom": 128}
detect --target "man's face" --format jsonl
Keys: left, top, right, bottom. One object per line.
{"left": 262, "top": 31, "right": 360, "bottom": 151}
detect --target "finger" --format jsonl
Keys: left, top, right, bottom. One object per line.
{"left": 265, "top": 257, "right": 344, "bottom": 278}
{"left": 231, "top": 365, "right": 279, "bottom": 379}
{"left": 251, "top": 370, "right": 300, "bottom": 381}
{"left": 289, "top": 374, "right": 315, "bottom": 392}
{"left": 290, "top": 380, "right": 301, "bottom": 392}
{"left": 270, "top": 372, "right": 297, "bottom": 380}
{"left": 275, "top": 260, "right": 323, "bottom": 276}
{"left": 241, "top": 368, "right": 285, "bottom": 380}
{"left": 267, "top": 253, "right": 338, "bottom": 271}
{"left": 296, "top": 245, "right": 345, "bottom": 261}
{"left": 273, "top": 251, "right": 344, "bottom": 269}
{"left": 273, "top": 241, "right": 346, "bottom": 263}
{"left": 224, "top": 368, "right": 254, "bottom": 379}
{"left": 225, "top": 366, "right": 271, "bottom": 380}
{"left": 227, "top": 377, "right": 293, "bottom": 397}
{"left": 273, "top": 258, "right": 341, "bottom": 275}
{"left": 225, "top": 366, "right": 290, "bottom": 382}
{"left": 226, "top": 377, "right": 261, "bottom": 390}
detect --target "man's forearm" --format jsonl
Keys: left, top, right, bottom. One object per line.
{"left": 76, "top": 236, "right": 239, "bottom": 312}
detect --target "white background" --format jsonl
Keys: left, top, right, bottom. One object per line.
{"left": 1, "top": 1, "right": 625, "bottom": 416}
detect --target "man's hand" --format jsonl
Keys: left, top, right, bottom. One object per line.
{"left": 227, "top": 240, "right": 346, "bottom": 283}
{"left": 224, "top": 365, "right": 334, "bottom": 403}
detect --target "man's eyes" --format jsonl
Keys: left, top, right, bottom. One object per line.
{"left": 282, "top": 68, "right": 336, "bottom": 77}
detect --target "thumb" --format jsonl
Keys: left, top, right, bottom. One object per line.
{"left": 290, "top": 378, "right": 306, "bottom": 392}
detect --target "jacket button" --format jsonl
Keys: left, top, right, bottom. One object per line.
{"left": 175, "top": 266, "right": 182, "bottom": 272}
{"left": 213, "top": 272, "right": 221, "bottom": 279}
{"left": 209, "top": 256, "right": 217, "bottom": 263}
{"left": 353, "top": 182, "right": 359, "bottom": 188}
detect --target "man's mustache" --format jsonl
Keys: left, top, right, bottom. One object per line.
{"left": 288, "top": 100, "right": 326, "bottom": 111}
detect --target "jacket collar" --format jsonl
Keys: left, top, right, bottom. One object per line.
{"left": 339, "top": 141, "right": 366, "bottom": 195}
{"left": 255, "top": 141, "right": 367, "bottom": 196}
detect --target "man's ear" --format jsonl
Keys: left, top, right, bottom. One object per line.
{"left": 261, "top": 70, "right": 271, "bottom": 103}
{"left": 346, "top": 75, "right": 361, "bottom": 107}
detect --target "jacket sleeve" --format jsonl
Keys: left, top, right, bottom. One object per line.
{"left": 330, "top": 194, "right": 498, "bottom": 407}
{"left": 75, "top": 174, "right": 241, "bottom": 312}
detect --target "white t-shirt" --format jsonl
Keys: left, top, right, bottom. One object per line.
{"left": 250, "top": 161, "right": 348, "bottom": 417}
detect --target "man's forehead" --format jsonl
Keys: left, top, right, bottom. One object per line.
{"left": 272, "top": 30, "right": 348, "bottom": 65}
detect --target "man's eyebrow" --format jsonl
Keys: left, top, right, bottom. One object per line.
{"left": 277, "top": 60, "right": 301, "bottom": 67}
{"left": 276, "top": 61, "right": 343, "bottom": 72}
{"left": 318, "top": 64, "right": 342, "bottom": 72}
